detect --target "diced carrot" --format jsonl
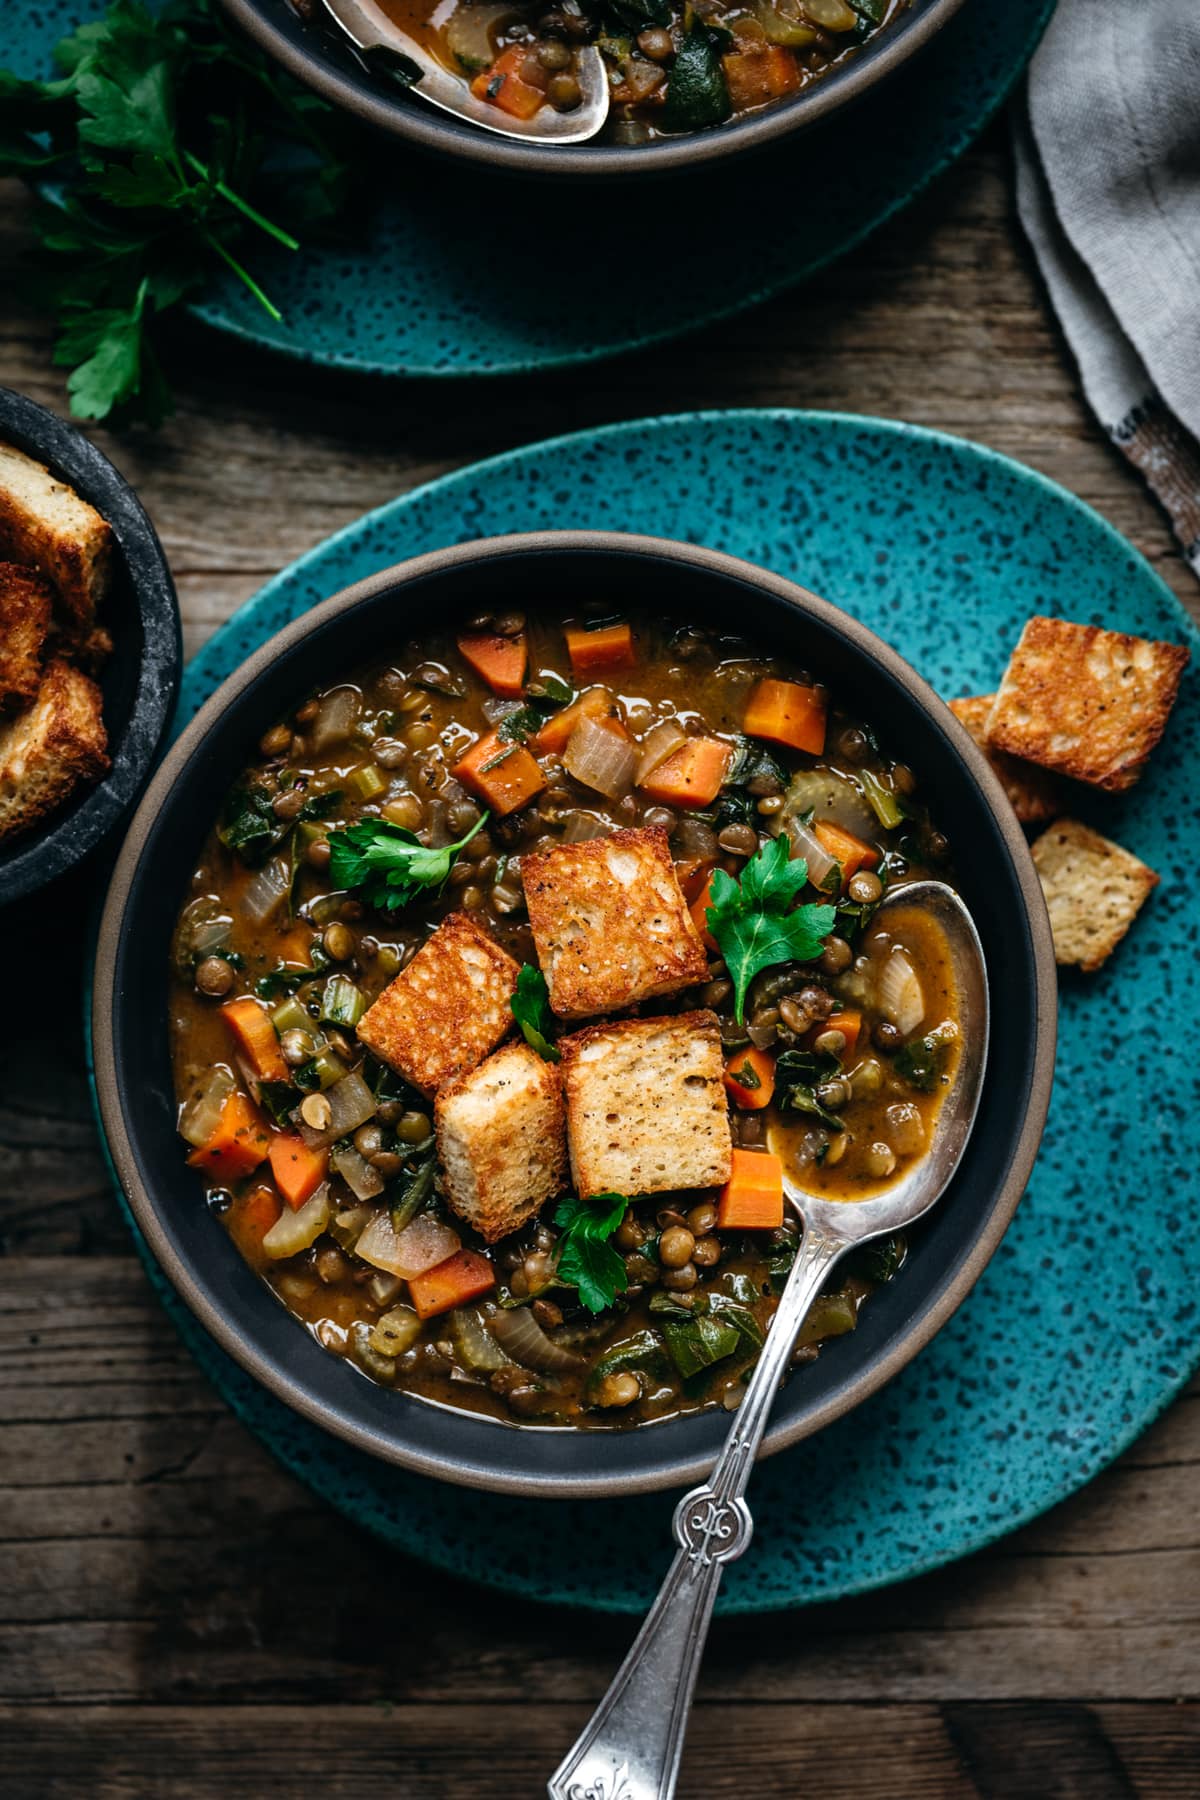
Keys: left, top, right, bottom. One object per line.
{"left": 717, "top": 1148, "right": 784, "bottom": 1230}
{"left": 565, "top": 622, "right": 636, "bottom": 674}
{"left": 456, "top": 630, "right": 528, "bottom": 698}
{"left": 743, "top": 678, "right": 827, "bottom": 755}
{"left": 675, "top": 855, "right": 716, "bottom": 906}
{"left": 470, "top": 46, "right": 545, "bottom": 121}
{"left": 267, "top": 1132, "right": 330, "bottom": 1211}
{"left": 723, "top": 1046, "right": 776, "bottom": 1111}
{"left": 808, "top": 1010, "right": 863, "bottom": 1059}
{"left": 186, "top": 1090, "right": 270, "bottom": 1184}
{"left": 812, "top": 820, "right": 879, "bottom": 883}
{"left": 221, "top": 996, "right": 288, "bottom": 1084}
{"left": 722, "top": 43, "right": 802, "bottom": 108}
{"left": 532, "top": 685, "right": 617, "bottom": 756}
{"left": 638, "top": 737, "right": 732, "bottom": 809}
{"left": 226, "top": 1182, "right": 283, "bottom": 1265}
{"left": 408, "top": 1248, "right": 496, "bottom": 1321}
{"left": 451, "top": 730, "right": 547, "bottom": 816}
{"left": 689, "top": 868, "right": 720, "bottom": 953}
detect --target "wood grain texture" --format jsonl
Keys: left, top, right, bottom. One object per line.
{"left": 1, "top": 119, "right": 1198, "bottom": 1798}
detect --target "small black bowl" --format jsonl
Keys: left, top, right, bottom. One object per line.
{"left": 93, "top": 532, "right": 1055, "bottom": 1497}
{"left": 220, "top": 0, "right": 965, "bottom": 178}
{"left": 0, "top": 388, "right": 181, "bottom": 904}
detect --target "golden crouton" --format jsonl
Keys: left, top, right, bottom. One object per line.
{"left": 356, "top": 912, "right": 520, "bottom": 1096}
{"left": 523, "top": 825, "right": 708, "bottom": 1020}
{"left": 1031, "top": 818, "right": 1158, "bottom": 972}
{"left": 986, "top": 617, "right": 1188, "bottom": 793}
{"left": 0, "top": 561, "right": 53, "bottom": 710}
{"left": 435, "top": 1040, "right": 566, "bottom": 1243}
{"left": 0, "top": 440, "right": 112, "bottom": 633}
{"left": 948, "top": 694, "right": 1060, "bottom": 825}
{"left": 559, "top": 1010, "right": 732, "bottom": 1200}
{"left": 0, "top": 658, "right": 109, "bottom": 843}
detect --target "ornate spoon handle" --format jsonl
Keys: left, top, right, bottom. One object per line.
{"left": 547, "top": 1226, "right": 845, "bottom": 1800}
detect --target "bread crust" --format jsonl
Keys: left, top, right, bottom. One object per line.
{"left": 0, "top": 657, "right": 109, "bottom": 843}
{"left": 1031, "top": 818, "right": 1158, "bottom": 972}
{"left": 435, "top": 1040, "right": 566, "bottom": 1243}
{"left": 0, "top": 440, "right": 112, "bottom": 632}
{"left": 949, "top": 694, "right": 1060, "bottom": 825}
{"left": 0, "top": 561, "right": 53, "bottom": 710}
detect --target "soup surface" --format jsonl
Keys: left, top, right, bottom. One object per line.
{"left": 368, "top": 0, "right": 909, "bottom": 143}
{"left": 170, "top": 604, "right": 962, "bottom": 1429}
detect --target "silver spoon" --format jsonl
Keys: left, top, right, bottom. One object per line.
{"left": 317, "top": 0, "right": 610, "bottom": 143}
{"left": 549, "top": 880, "right": 989, "bottom": 1800}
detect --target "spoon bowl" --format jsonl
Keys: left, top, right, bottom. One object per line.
{"left": 318, "top": 0, "right": 610, "bottom": 143}
{"left": 550, "top": 878, "right": 990, "bottom": 1800}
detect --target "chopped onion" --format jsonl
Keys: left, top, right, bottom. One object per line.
{"left": 561, "top": 811, "right": 611, "bottom": 845}
{"left": 298, "top": 1070, "right": 376, "bottom": 1150}
{"left": 242, "top": 852, "right": 291, "bottom": 926}
{"left": 172, "top": 896, "right": 233, "bottom": 976}
{"left": 178, "top": 1065, "right": 235, "bottom": 1149}
{"left": 634, "top": 719, "right": 688, "bottom": 786}
{"left": 488, "top": 1306, "right": 585, "bottom": 1372}
{"left": 356, "top": 1212, "right": 461, "bottom": 1279}
{"left": 877, "top": 948, "right": 925, "bottom": 1036}
{"left": 781, "top": 768, "right": 876, "bottom": 839}
{"left": 262, "top": 1183, "right": 331, "bottom": 1260}
{"left": 310, "top": 686, "right": 361, "bottom": 752}
{"left": 563, "top": 715, "right": 638, "bottom": 799}
{"left": 330, "top": 1143, "right": 385, "bottom": 1202}
{"left": 779, "top": 814, "right": 837, "bottom": 891}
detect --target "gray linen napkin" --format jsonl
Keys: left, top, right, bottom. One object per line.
{"left": 1013, "top": 0, "right": 1200, "bottom": 581}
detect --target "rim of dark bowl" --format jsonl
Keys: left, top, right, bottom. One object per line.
{"left": 0, "top": 387, "right": 181, "bottom": 904}
{"left": 219, "top": 0, "right": 967, "bottom": 179}
{"left": 92, "top": 530, "right": 1056, "bottom": 1497}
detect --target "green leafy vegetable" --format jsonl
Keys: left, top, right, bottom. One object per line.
{"left": 553, "top": 1191, "right": 629, "bottom": 1314}
{"left": 849, "top": 1232, "right": 907, "bottom": 1286}
{"left": 327, "top": 811, "right": 489, "bottom": 911}
{"left": 859, "top": 769, "right": 906, "bottom": 830}
{"left": 585, "top": 1329, "right": 670, "bottom": 1396}
{"left": 894, "top": 1029, "right": 954, "bottom": 1093}
{"left": 219, "top": 781, "right": 333, "bottom": 866}
{"left": 256, "top": 1079, "right": 299, "bottom": 1125}
{"left": 254, "top": 959, "right": 325, "bottom": 1000}
{"left": 0, "top": 0, "right": 358, "bottom": 425}
{"left": 662, "top": 16, "right": 733, "bottom": 133}
{"left": 390, "top": 1151, "right": 437, "bottom": 1232}
{"left": 660, "top": 1311, "right": 740, "bottom": 1378}
{"left": 704, "top": 836, "right": 837, "bottom": 1024}
{"left": 774, "top": 1047, "right": 845, "bottom": 1131}
{"left": 527, "top": 675, "right": 575, "bottom": 707}
{"left": 510, "top": 964, "right": 560, "bottom": 1063}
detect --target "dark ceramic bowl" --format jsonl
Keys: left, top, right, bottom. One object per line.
{"left": 0, "top": 388, "right": 181, "bottom": 905}
{"left": 221, "top": 0, "right": 965, "bottom": 178}
{"left": 93, "top": 531, "right": 1055, "bottom": 1497}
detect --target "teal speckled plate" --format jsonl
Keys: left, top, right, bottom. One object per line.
{"left": 13, "top": 0, "right": 1052, "bottom": 376}
{"left": 92, "top": 410, "right": 1199, "bottom": 1613}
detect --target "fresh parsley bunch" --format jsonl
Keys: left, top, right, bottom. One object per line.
{"left": 1, "top": 0, "right": 358, "bottom": 425}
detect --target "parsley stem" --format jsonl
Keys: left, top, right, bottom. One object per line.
{"left": 204, "top": 233, "right": 283, "bottom": 321}
{"left": 183, "top": 150, "right": 300, "bottom": 250}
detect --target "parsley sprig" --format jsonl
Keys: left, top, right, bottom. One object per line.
{"left": 327, "top": 813, "right": 490, "bottom": 912}
{"left": 705, "top": 836, "right": 837, "bottom": 1025}
{"left": 1, "top": 0, "right": 357, "bottom": 425}
{"left": 553, "top": 1192, "right": 629, "bottom": 1315}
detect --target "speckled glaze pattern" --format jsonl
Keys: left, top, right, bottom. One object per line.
{"left": 12, "top": 2, "right": 1052, "bottom": 377}
{"left": 91, "top": 411, "right": 1200, "bottom": 1614}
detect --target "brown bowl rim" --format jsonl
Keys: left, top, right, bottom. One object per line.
{"left": 92, "top": 529, "right": 1056, "bottom": 1496}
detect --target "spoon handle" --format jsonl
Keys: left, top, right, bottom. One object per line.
{"left": 547, "top": 1225, "right": 845, "bottom": 1800}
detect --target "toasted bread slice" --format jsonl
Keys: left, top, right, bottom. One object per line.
{"left": 356, "top": 912, "right": 520, "bottom": 1096}
{"left": 0, "top": 440, "right": 113, "bottom": 634}
{"left": 0, "top": 657, "right": 109, "bottom": 843}
{"left": 435, "top": 1040, "right": 566, "bottom": 1243}
{"left": 560, "top": 1010, "right": 732, "bottom": 1200}
{"left": 949, "top": 694, "right": 1060, "bottom": 825}
{"left": 985, "top": 617, "right": 1188, "bottom": 793}
{"left": 1031, "top": 818, "right": 1158, "bottom": 972}
{"left": 523, "top": 824, "right": 708, "bottom": 1020}
{"left": 0, "top": 561, "right": 53, "bottom": 710}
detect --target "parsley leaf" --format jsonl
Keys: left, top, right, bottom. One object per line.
{"left": 553, "top": 1191, "right": 629, "bottom": 1315}
{"left": 510, "top": 964, "right": 560, "bottom": 1063}
{"left": 704, "top": 836, "right": 837, "bottom": 1025}
{"left": 327, "top": 812, "right": 489, "bottom": 912}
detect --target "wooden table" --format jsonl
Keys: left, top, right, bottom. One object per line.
{"left": 2, "top": 121, "right": 1197, "bottom": 1798}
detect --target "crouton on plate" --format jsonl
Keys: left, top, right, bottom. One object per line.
{"left": 435, "top": 1040, "right": 566, "bottom": 1242}
{"left": 523, "top": 824, "right": 708, "bottom": 1019}
{"left": 948, "top": 694, "right": 1060, "bottom": 825}
{"left": 986, "top": 617, "right": 1188, "bottom": 793}
{"left": 0, "top": 657, "right": 109, "bottom": 843}
{"left": 0, "top": 561, "right": 53, "bottom": 710}
{"left": 1031, "top": 818, "right": 1158, "bottom": 972}
{"left": 560, "top": 1010, "right": 732, "bottom": 1199}
{"left": 0, "top": 440, "right": 112, "bottom": 632}
{"left": 355, "top": 911, "right": 519, "bottom": 1096}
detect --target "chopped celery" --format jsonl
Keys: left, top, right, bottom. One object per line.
{"left": 795, "top": 1288, "right": 859, "bottom": 1347}
{"left": 860, "top": 769, "right": 904, "bottom": 830}
{"left": 271, "top": 995, "right": 312, "bottom": 1036}
{"left": 350, "top": 1318, "right": 396, "bottom": 1382}
{"left": 320, "top": 974, "right": 366, "bottom": 1028}
{"left": 348, "top": 763, "right": 387, "bottom": 801}
{"left": 370, "top": 1306, "right": 422, "bottom": 1358}
{"left": 296, "top": 1045, "right": 347, "bottom": 1092}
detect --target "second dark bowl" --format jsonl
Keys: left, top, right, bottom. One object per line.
{"left": 93, "top": 531, "right": 1055, "bottom": 1496}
